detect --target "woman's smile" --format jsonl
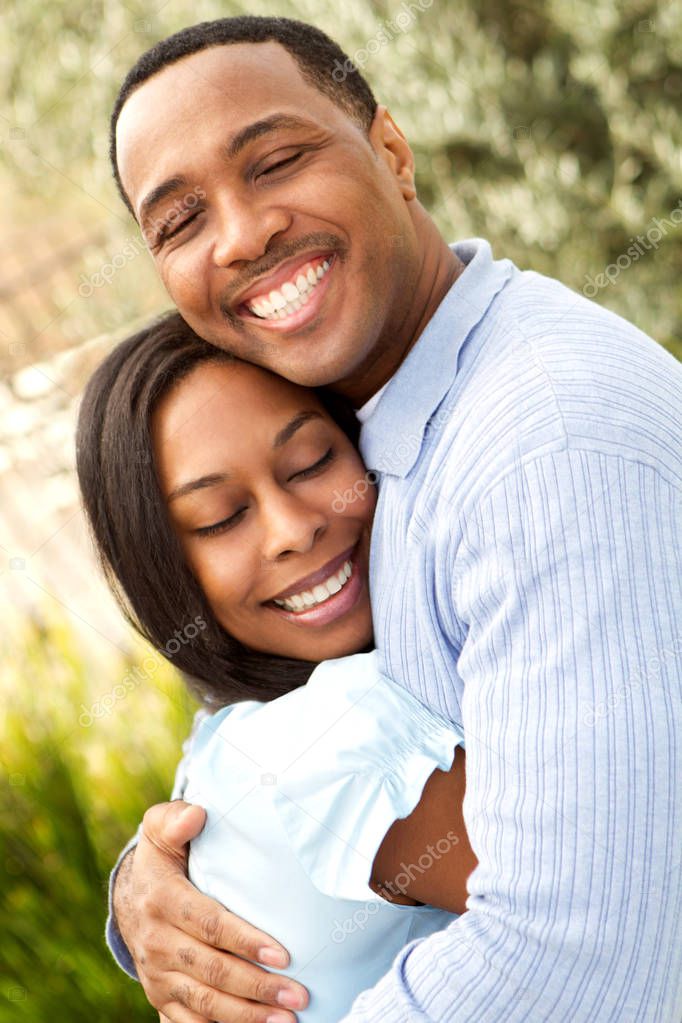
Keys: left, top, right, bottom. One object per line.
{"left": 265, "top": 539, "right": 365, "bottom": 626}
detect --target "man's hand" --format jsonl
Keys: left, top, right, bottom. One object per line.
{"left": 113, "top": 800, "right": 309, "bottom": 1023}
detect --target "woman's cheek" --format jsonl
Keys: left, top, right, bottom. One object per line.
{"left": 329, "top": 456, "right": 369, "bottom": 506}
{"left": 185, "top": 542, "right": 232, "bottom": 610}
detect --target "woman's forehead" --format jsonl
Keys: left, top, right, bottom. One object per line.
{"left": 156, "top": 358, "right": 324, "bottom": 438}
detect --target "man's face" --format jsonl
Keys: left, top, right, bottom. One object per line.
{"left": 115, "top": 42, "right": 421, "bottom": 390}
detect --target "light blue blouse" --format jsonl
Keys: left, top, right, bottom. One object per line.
{"left": 182, "top": 650, "right": 464, "bottom": 1022}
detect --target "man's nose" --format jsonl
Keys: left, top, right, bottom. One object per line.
{"left": 260, "top": 489, "right": 327, "bottom": 564}
{"left": 211, "top": 189, "right": 291, "bottom": 267}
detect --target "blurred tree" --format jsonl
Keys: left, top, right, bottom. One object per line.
{"left": 1, "top": 0, "right": 679, "bottom": 355}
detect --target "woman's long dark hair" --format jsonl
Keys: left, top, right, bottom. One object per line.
{"left": 76, "top": 310, "right": 360, "bottom": 709}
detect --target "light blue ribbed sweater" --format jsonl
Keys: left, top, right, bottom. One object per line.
{"left": 340, "top": 239, "right": 682, "bottom": 1022}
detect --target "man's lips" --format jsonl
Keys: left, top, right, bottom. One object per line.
{"left": 235, "top": 250, "right": 335, "bottom": 310}
{"left": 265, "top": 543, "right": 357, "bottom": 603}
{"left": 235, "top": 254, "right": 336, "bottom": 334}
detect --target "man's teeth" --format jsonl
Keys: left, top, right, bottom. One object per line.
{"left": 273, "top": 560, "right": 352, "bottom": 612}
{"left": 247, "top": 259, "right": 331, "bottom": 320}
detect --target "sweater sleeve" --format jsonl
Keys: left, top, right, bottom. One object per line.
{"left": 340, "top": 448, "right": 682, "bottom": 1022}
{"left": 104, "top": 708, "right": 209, "bottom": 980}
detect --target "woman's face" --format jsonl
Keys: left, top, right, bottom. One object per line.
{"left": 152, "top": 359, "right": 375, "bottom": 662}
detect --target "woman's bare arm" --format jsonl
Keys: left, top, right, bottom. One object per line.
{"left": 371, "top": 746, "right": 477, "bottom": 915}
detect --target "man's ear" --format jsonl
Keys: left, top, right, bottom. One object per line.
{"left": 369, "top": 105, "right": 417, "bottom": 201}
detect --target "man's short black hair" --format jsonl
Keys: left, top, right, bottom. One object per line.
{"left": 109, "top": 16, "right": 378, "bottom": 213}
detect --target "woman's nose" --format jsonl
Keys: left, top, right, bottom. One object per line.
{"left": 260, "top": 489, "right": 327, "bottom": 563}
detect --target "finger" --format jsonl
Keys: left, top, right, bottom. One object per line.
{"left": 164, "top": 974, "right": 301, "bottom": 1023}
{"left": 158, "top": 934, "right": 308, "bottom": 1011}
{"left": 159, "top": 1006, "right": 209, "bottom": 1023}
{"left": 144, "top": 872, "right": 293, "bottom": 970}
{"left": 143, "top": 801, "right": 208, "bottom": 858}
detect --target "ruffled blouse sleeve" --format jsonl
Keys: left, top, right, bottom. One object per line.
{"left": 269, "top": 651, "right": 464, "bottom": 903}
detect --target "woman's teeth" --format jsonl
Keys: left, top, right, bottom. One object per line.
{"left": 273, "top": 560, "right": 352, "bottom": 613}
{"left": 247, "top": 259, "right": 331, "bottom": 320}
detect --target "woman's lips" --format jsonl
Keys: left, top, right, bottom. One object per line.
{"left": 269, "top": 541, "right": 356, "bottom": 602}
{"left": 266, "top": 542, "right": 364, "bottom": 628}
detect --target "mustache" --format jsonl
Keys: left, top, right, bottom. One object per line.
{"left": 219, "top": 231, "right": 345, "bottom": 319}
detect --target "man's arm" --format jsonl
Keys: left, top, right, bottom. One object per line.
{"left": 106, "top": 839, "right": 140, "bottom": 978}
{"left": 106, "top": 711, "right": 309, "bottom": 1022}
{"left": 341, "top": 448, "right": 682, "bottom": 1022}
{"left": 105, "top": 706, "right": 207, "bottom": 979}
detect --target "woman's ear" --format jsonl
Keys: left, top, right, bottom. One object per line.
{"left": 369, "top": 105, "right": 417, "bottom": 201}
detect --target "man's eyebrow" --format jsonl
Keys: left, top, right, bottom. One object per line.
{"left": 168, "top": 411, "right": 322, "bottom": 502}
{"left": 138, "top": 175, "right": 189, "bottom": 227}
{"left": 224, "top": 113, "right": 315, "bottom": 160}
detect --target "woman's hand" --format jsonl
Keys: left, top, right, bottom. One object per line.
{"left": 113, "top": 800, "right": 309, "bottom": 1023}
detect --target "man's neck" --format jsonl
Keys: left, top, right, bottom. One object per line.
{"left": 335, "top": 215, "right": 464, "bottom": 407}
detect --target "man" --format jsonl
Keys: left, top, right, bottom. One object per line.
{"left": 106, "top": 16, "right": 682, "bottom": 1023}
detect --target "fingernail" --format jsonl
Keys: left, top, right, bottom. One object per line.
{"left": 258, "top": 946, "right": 288, "bottom": 968}
{"left": 266, "top": 1014, "right": 291, "bottom": 1023}
{"left": 277, "top": 987, "right": 305, "bottom": 1010}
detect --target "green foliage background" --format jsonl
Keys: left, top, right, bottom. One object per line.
{"left": 2, "top": 0, "right": 681, "bottom": 357}
{"left": 1, "top": 617, "right": 196, "bottom": 1021}
{"left": 0, "top": 1, "right": 680, "bottom": 1021}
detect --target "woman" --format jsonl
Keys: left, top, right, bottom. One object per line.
{"left": 77, "top": 311, "right": 477, "bottom": 1021}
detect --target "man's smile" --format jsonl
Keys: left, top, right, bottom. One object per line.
{"left": 236, "top": 253, "right": 336, "bottom": 333}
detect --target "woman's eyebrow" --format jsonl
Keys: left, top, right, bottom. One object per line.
{"left": 273, "top": 410, "right": 323, "bottom": 448}
{"left": 168, "top": 471, "right": 231, "bottom": 503}
{"left": 167, "top": 411, "right": 323, "bottom": 502}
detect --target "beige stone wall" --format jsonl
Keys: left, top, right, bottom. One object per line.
{"left": 0, "top": 322, "right": 154, "bottom": 657}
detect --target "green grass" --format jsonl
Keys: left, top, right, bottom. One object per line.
{"left": 0, "top": 615, "right": 197, "bottom": 1022}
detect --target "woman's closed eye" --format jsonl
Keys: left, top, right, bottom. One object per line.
{"left": 194, "top": 448, "right": 335, "bottom": 538}
{"left": 290, "top": 446, "right": 334, "bottom": 481}
{"left": 195, "top": 506, "right": 247, "bottom": 538}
